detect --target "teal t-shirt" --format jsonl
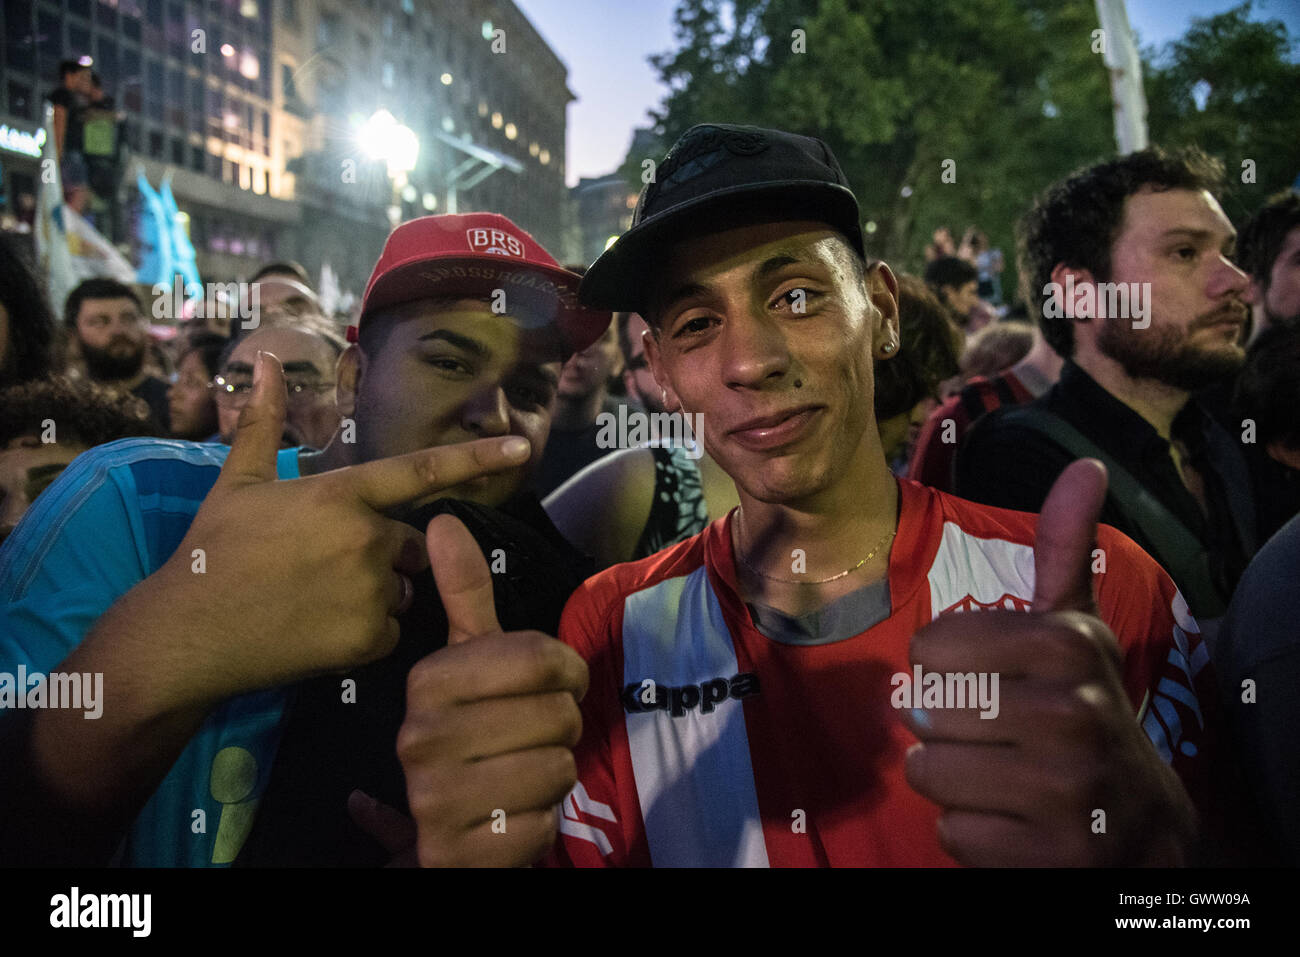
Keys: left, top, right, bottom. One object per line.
{"left": 0, "top": 439, "right": 302, "bottom": 866}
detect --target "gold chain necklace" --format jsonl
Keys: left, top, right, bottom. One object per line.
{"left": 735, "top": 512, "right": 897, "bottom": 585}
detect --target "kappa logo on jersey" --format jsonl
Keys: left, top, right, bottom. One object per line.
{"left": 466, "top": 228, "right": 525, "bottom": 257}
{"left": 941, "top": 593, "right": 1033, "bottom": 615}
{"left": 621, "top": 672, "right": 760, "bottom": 717}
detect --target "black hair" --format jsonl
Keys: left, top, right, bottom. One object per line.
{"left": 64, "top": 278, "right": 142, "bottom": 327}
{"left": 1234, "top": 323, "right": 1300, "bottom": 451}
{"left": 179, "top": 331, "right": 229, "bottom": 379}
{"left": 0, "top": 234, "right": 56, "bottom": 387}
{"left": 1237, "top": 190, "right": 1300, "bottom": 290}
{"left": 874, "top": 274, "right": 963, "bottom": 420}
{"left": 59, "top": 60, "right": 89, "bottom": 80}
{"left": 1018, "top": 145, "right": 1224, "bottom": 358}
{"left": 0, "top": 376, "right": 153, "bottom": 448}
{"left": 923, "top": 256, "right": 978, "bottom": 294}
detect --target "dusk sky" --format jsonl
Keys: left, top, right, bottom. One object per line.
{"left": 514, "top": 0, "right": 1299, "bottom": 187}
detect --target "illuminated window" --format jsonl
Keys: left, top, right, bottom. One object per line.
{"left": 491, "top": 112, "right": 502, "bottom": 129}
{"left": 504, "top": 123, "right": 516, "bottom": 140}
{"left": 539, "top": 149, "right": 550, "bottom": 165}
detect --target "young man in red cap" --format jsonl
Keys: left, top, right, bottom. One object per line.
{"left": 0, "top": 213, "right": 606, "bottom": 866}
{"left": 397, "top": 125, "right": 1221, "bottom": 867}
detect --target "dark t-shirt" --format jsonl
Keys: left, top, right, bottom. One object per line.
{"left": 48, "top": 88, "right": 84, "bottom": 153}
{"left": 532, "top": 394, "right": 630, "bottom": 499}
{"left": 955, "top": 361, "right": 1256, "bottom": 618}
{"left": 1198, "top": 377, "right": 1300, "bottom": 545}
{"left": 1213, "top": 514, "right": 1300, "bottom": 864}
{"left": 235, "top": 494, "right": 594, "bottom": 866}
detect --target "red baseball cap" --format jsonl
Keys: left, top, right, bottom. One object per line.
{"left": 350, "top": 213, "right": 610, "bottom": 357}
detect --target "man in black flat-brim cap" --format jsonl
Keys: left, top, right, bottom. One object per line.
{"left": 408, "top": 123, "right": 1222, "bottom": 867}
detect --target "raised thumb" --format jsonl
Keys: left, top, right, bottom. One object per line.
{"left": 1031, "top": 458, "right": 1108, "bottom": 613}
{"left": 216, "top": 350, "right": 287, "bottom": 489}
{"left": 427, "top": 513, "right": 502, "bottom": 644}
{"left": 347, "top": 790, "right": 417, "bottom": 859}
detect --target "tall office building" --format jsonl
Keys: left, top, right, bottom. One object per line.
{"left": 1, "top": 0, "right": 574, "bottom": 298}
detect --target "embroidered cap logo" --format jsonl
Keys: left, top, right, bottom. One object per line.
{"left": 643, "top": 126, "right": 771, "bottom": 209}
{"left": 466, "top": 228, "right": 525, "bottom": 257}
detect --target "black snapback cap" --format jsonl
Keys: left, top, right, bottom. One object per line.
{"left": 579, "top": 123, "right": 864, "bottom": 314}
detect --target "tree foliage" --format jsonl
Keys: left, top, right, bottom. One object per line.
{"left": 630, "top": 0, "right": 1298, "bottom": 300}
{"left": 1144, "top": 1, "right": 1300, "bottom": 225}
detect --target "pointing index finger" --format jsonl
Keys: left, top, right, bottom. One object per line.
{"left": 340, "top": 436, "right": 531, "bottom": 512}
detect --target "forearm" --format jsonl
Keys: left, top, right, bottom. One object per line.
{"left": 6, "top": 562, "right": 226, "bottom": 862}
{"left": 53, "top": 108, "right": 67, "bottom": 155}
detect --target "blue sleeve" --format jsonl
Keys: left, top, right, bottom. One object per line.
{"left": 0, "top": 442, "right": 156, "bottom": 675}
{"left": 0, "top": 439, "right": 297, "bottom": 866}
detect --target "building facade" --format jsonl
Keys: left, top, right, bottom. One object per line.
{"left": 570, "top": 128, "right": 655, "bottom": 267}
{"left": 1, "top": 0, "right": 573, "bottom": 301}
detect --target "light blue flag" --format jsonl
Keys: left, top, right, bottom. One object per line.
{"left": 159, "top": 176, "right": 201, "bottom": 290}
{"left": 135, "top": 169, "right": 173, "bottom": 287}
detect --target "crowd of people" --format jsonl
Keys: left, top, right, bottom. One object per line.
{"left": 0, "top": 121, "right": 1298, "bottom": 868}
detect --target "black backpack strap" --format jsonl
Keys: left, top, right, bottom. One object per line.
{"left": 992, "top": 375, "right": 1019, "bottom": 408}
{"left": 959, "top": 381, "right": 993, "bottom": 424}
{"left": 998, "top": 406, "right": 1227, "bottom": 618}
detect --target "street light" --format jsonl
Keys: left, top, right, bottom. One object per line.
{"left": 359, "top": 109, "right": 420, "bottom": 225}
{"left": 359, "top": 109, "right": 419, "bottom": 179}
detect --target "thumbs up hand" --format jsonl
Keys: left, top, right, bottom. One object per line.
{"left": 397, "top": 514, "right": 588, "bottom": 867}
{"left": 902, "top": 460, "right": 1197, "bottom": 866}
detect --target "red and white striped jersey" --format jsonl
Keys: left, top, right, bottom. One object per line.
{"left": 544, "top": 478, "right": 1215, "bottom": 867}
